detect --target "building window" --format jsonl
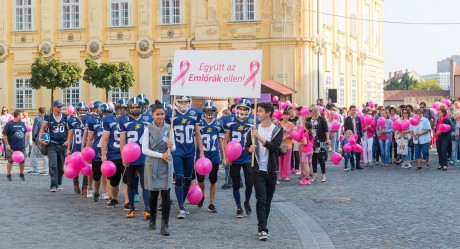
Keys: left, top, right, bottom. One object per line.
{"left": 367, "top": 81, "right": 372, "bottom": 100}
{"left": 110, "top": 87, "right": 130, "bottom": 103}
{"left": 15, "top": 0, "right": 33, "bottom": 31}
{"left": 62, "top": 0, "right": 80, "bottom": 29}
{"left": 374, "top": 9, "right": 380, "bottom": 47}
{"left": 363, "top": 4, "right": 369, "bottom": 42}
{"left": 351, "top": 78, "right": 357, "bottom": 105}
{"left": 15, "top": 78, "right": 33, "bottom": 109}
{"left": 62, "top": 82, "right": 80, "bottom": 107}
{"left": 161, "top": 0, "right": 181, "bottom": 24}
{"left": 110, "top": 0, "right": 130, "bottom": 27}
{"left": 324, "top": 0, "right": 332, "bottom": 26}
{"left": 161, "top": 75, "right": 172, "bottom": 103}
{"left": 234, "top": 0, "right": 255, "bottom": 21}
{"left": 339, "top": 77, "right": 345, "bottom": 107}
{"left": 350, "top": 0, "right": 357, "bottom": 36}
{"left": 325, "top": 74, "right": 332, "bottom": 99}
{"left": 337, "top": 0, "right": 345, "bottom": 31}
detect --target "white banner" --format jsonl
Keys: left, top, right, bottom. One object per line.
{"left": 170, "top": 50, "right": 262, "bottom": 98}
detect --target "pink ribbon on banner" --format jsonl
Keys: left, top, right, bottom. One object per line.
{"left": 243, "top": 61, "right": 260, "bottom": 88}
{"left": 172, "top": 60, "right": 191, "bottom": 87}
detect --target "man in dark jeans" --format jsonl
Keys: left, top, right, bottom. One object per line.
{"left": 245, "top": 103, "right": 283, "bottom": 241}
{"left": 38, "top": 100, "right": 68, "bottom": 192}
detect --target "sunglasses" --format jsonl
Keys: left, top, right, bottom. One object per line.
{"left": 55, "top": 106, "right": 63, "bottom": 108}
{"left": 308, "top": 110, "right": 312, "bottom": 112}
{"left": 403, "top": 112, "right": 408, "bottom": 114}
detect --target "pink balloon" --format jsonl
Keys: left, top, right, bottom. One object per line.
{"left": 432, "top": 102, "right": 441, "bottom": 111}
{"left": 81, "top": 147, "right": 96, "bottom": 161}
{"left": 377, "top": 117, "right": 386, "bottom": 127}
{"left": 331, "top": 151, "right": 343, "bottom": 166}
{"left": 339, "top": 135, "right": 344, "bottom": 143}
{"left": 195, "top": 158, "right": 212, "bottom": 175}
{"left": 391, "top": 116, "right": 398, "bottom": 122}
{"left": 64, "top": 156, "right": 72, "bottom": 166}
{"left": 291, "top": 103, "right": 298, "bottom": 109}
{"left": 356, "top": 112, "right": 364, "bottom": 118}
{"left": 66, "top": 105, "right": 75, "bottom": 115}
{"left": 350, "top": 134, "right": 358, "bottom": 141}
{"left": 225, "top": 141, "right": 243, "bottom": 162}
{"left": 122, "top": 142, "right": 141, "bottom": 163}
{"left": 107, "top": 101, "right": 115, "bottom": 110}
{"left": 290, "top": 130, "right": 303, "bottom": 142}
{"left": 0, "top": 145, "right": 4, "bottom": 152}
{"left": 400, "top": 120, "right": 410, "bottom": 130}
{"left": 26, "top": 125, "right": 32, "bottom": 132}
{"left": 368, "top": 100, "right": 374, "bottom": 109}
{"left": 300, "top": 107, "right": 310, "bottom": 116}
{"left": 232, "top": 108, "right": 236, "bottom": 114}
{"left": 272, "top": 96, "right": 279, "bottom": 102}
{"left": 331, "top": 121, "right": 340, "bottom": 131}
{"left": 285, "top": 100, "right": 291, "bottom": 106}
{"left": 64, "top": 164, "right": 80, "bottom": 179}
{"left": 392, "top": 121, "right": 401, "bottom": 131}
{"left": 333, "top": 112, "right": 339, "bottom": 120}
{"left": 7, "top": 116, "right": 13, "bottom": 122}
{"left": 352, "top": 144, "right": 363, "bottom": 153}
{"left": 80, "top": 163, "right": 93, "bottom": 177}
{"left": 410, "top": 117, "right": 420, "bottom": 126}
{"left": 101, "top": 160, "right": 117, "bottom": 177}
{"left": 187, "top": 184, "right": 203, "bottom": 205}
{"left": 364, "top": 115, "right": 373, "bottom": 125}
{"left": 279, "top": 102, "right": 287, "bottom": 110}
{"left": 318, "top": 106, "right": 324, "bottom": 115}
{"left": 273, "top": 109, "right": 283, "bottom": 120}
{"left": 71, "top": 152, "right": 86, "bottom": 170}
{"left": 343, "top": 143, "right": 353, "bottom": 153}
{"left": 12, "top": 151, "right": 25, "bottom": 163}
{"left": 88, "top": 101, "right": 93, "bottom": 109}
{"left": 235, "top": 97, "right": 241, "bottom": 102}
{"left": 440, "top": 124, "right": 451, "bottom": 133}
{"left": 348, "top": 137, "right": 356, "bottom": 145}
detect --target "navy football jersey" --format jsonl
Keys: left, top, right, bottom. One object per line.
{"left": 223, "top": 114, "right": 259, "bottom": 164}
{"left": 102, "top": 115, "right": 121, "bottom": 160}
{"left": 197, "top": 119, "right": 225, "bottom": 164}
{"left": 44, "top": 113, "right": 68, "bottom": 145}
{"left": 118, "top": 114, "right": 149, "bottom": 165}
{"left": 67, "top": 116, "right": 85, "bottom": 153}
{"left": 2, "top": 121, "right": 26, "bottom": 150}
{"left": 165, "top": 108, "right": 202, "bottom": 157}
{"left": 87, "top": 116, "right": 102, "bottom": 161}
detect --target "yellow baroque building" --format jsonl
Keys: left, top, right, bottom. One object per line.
{"left": 0, "top": 0, "right": 384, "bottom": 114}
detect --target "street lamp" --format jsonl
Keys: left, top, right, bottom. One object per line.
{"left": 166, "top": 60, "right": 173, "bottom": 76}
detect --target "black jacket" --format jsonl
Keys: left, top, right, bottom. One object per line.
{"left": 306, "top": 115, "right": 329, "bottom": 142}
{"left": 244, "top": 124, "right": 283, "bottom": 173}
{"left": 344, "top": 116, "right": 363, "bottom": 142}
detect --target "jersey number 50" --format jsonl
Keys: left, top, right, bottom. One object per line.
{"left": 175, "top": 125, "right": 195, "bottom": 144}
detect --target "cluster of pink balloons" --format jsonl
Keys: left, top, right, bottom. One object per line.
{"left": 441, "top": 99, "right": 451, "bottom": 107}
{"left": 392, "top": 120, "right": 410, "bottom": 131}
{"left": 187, "top": 184, "right": 203, "bottom": 205}
{"left": 195, "top": 158, "right": 212, "bottom": 175}
{"left": 225, "top": 141, "right": 242, "bottom": 162}
{"left": 343, "top": 134, "right": 363, "bottom": 154}
{"left": 64, "top": 150, "right": 94, "bottom": 179}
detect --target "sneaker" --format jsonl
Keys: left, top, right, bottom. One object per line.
{"left": 258, "top": 231, "right": 269, "bottom": 241}
{"left": 208, "top": 204, "right": 217, "bottom": 213}
{"left": 443, "top": 165, "right": 448, "bottom": 170}
{"left": 295, "top": 171, "right": 301, "bottom": 175}
{"left": 406, "top": 163, "right": 412, "bottom": 169}
{"left": 106, "top": 197, "right": 113, "bottom": 204}
{"left": 401, "top": 164, "right": 408, "bottom": 169}
{"left": 197, "top": 196, "right": 205, "bottom": 209}
{"left": 57, "top": 185, "right": 63, "bottom": 190}
{"left": 39, "top": 171, "right": 48, "bottom": 176}
{"left": 221, "top": 184, "right": 231, "bottom": 190}
{"left": 143, "top": 211, "right": 150, "bottom": 220}
{"left": 6, "top": 174, "right": 12, "bottom": 181}
{"left": 27, "top": 170, "right": 39, "bottom": 174}
{"left": 236, "top": 208, "right": 244, "bottom": 218}
{"left": 300, "top": 178, "right": 308, "bottom": 185}
{"left": 344, "top": 168, "right": 350, "bottom": 172}
{"left": 158, "top": 204, "right": 162, "bottom": 211}
{"left": 126, "top": 210, "right": 136, "bottom": 218}
{"left": 87, "top": 189, "right": 94, "bottom": 198}
{"left": 123, "top": 203, "right": 138, "bottom": 211}
{"left": 82, "top": 186, "right": 87, "bottom": 196}
{"left": 276, "top": 180, "right": 280, "bottom": 185}
{"left": 93, "top": 192, "right": 100, "bottom": 202}
{"left": 184, "top": 205, "right": 190, "bottom": 215}
{"left": 50, "top": 187, "right": 57, "bottom": 192}
{"left": 101, "top": 192, "right": 110, "bottom": 200}
{"left": 19, "top": 174, "right": 25, "bottom": 181}
{"left": 177, "top": 210, "right": 186, "bottom": 219}
{"left": 291, "top": 169, "right": 299, "bottom": 174}
{"left": 106, "top": 199, "right": 119, "bottom": 208}
{"left": 134, "top": 194, "right": 140, "bottom": 202}
{"left": 73, "top": 183, "right": 81, "bottom": 194}
{"left": 305, "top": 179, "right": 311, "bottom": 185}
{"left": 244, "top": 202, "right": 252, "bottom": 216}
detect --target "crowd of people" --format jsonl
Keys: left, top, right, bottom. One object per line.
{"left": 1, "top": 95, "right": 459, "bottom": 241}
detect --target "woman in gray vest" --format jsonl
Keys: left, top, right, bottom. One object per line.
{"left": 142, "top": 101, "right": 175, "bottom": 236}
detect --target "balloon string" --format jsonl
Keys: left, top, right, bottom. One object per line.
{"left": 119, "top": 167, "right": 127, "bottom": 190}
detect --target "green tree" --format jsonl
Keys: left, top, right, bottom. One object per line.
{"left": 413, "top": 79, "right": 442, "bottom": 90}
{"left": 83, "top": 58, "right": 135, "bottom": 102}
{"left": 30, "top": 53, "right": 82, "bottom": 106}
{"left": 384, "top": 72, "right": 418, "bottom": 90}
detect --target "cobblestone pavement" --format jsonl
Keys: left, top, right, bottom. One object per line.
{"left": 1, "top": 151, "right": 459, "bottom": 248}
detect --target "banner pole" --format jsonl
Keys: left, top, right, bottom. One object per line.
{"left": 251, "top": 98, "right": 257, "bottom": 167}
{"left": 168, "top": 95, "right": 177, "bottom": 156}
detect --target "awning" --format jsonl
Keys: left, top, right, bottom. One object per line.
{"left": 262, "top": 80, "right": 296, "bottom": 95}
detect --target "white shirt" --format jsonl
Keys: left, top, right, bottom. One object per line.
{"left": 142, "top": 126, "right": 176, "bottom": 158}
{"left": 257, "top": 124, "right": 275, "bottom": 172}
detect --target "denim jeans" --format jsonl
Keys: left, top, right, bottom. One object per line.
{"left": 414, "top": 143, "right": 430, "bottom": 160}
{"left": 379, "top": 139, "right": 392, "bottom": 165}
{"left": 450, "top": 140, "right": 460, "bottom": 165}
{"left": 253, "top": 171, "right": 277, "bottom": 233}
{"left": 224, "top": 164, "right": 243, "bottom": 186}
{"left": 47, "top": 143, "right": 66, "bottom": 188}
{"left": 30, "top": 143, "right": 49, "bottom": 173}
{"left": 402, "top": 147, "right": 412, "bottom": 162}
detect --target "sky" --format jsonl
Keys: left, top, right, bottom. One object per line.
{"left": 384, "top": 0, "right": 460, "bottom": 77}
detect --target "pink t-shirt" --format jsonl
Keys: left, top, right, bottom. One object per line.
{"left": 302, "top": 133, "right": 315, "bottom": 153}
